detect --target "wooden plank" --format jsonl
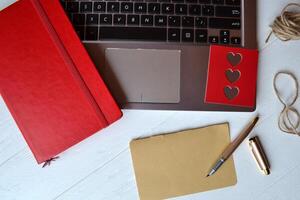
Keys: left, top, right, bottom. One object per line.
{"left": 55, "top": 113, "right": 300, "bottom": 200}
{"left": 0, "top": 97, "right": 27, "bottom": 165}
{"left": 54, "top": 149, "right": 138, "bottom": 200}
{"left": 1, "top": 0, "right": 300, "bottom": 199}
{"left": 52, "top": 38, "right": 300, "bottom": 199}
{"left": 0, "top": 0, "right": 15, "bottom": 11}
{"left": 0, "top": 110, "right": 175, "bottom": 200}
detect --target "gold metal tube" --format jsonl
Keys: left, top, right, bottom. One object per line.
{"left": 248, "top": 136, "right": 270, "bottom": 175}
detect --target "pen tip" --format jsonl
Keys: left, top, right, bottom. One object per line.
{"left": 206, "top": 174, "right": 209, "bottom": 177}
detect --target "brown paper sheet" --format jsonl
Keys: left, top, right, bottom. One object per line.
{"left": 130, "top": 123, "right": 237, "bottom": 200}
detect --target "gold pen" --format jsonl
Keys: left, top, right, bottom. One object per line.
{"left": 207, "top": 116, "right": 259, "bottom": 177}
{"left": 249, "top": 136, "right": 270, "bottom": 175}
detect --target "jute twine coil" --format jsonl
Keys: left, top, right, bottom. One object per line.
{"left": 266, "top": 3, "right": 300, "bottom": 43}
{"left": 273, "top": 72, "right": 300, "bottom": 136}
{"left": 269, "top": 4, "right": 300, "bottom": 136}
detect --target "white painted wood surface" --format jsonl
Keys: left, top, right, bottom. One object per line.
{"left": 1, "top": 0, "right": 300, "bottom": 199}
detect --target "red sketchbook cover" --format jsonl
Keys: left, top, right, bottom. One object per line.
{"left": 0, "top": 0, "right": 122, "bottom": 164}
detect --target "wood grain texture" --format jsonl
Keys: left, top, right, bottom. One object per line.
{"left": 1, "top": 0, "right": 300, "bottom": 199}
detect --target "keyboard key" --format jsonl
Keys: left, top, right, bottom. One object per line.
{"left": 202, "top": 5, "right": 214, "bottom": 16}
{"left": 74, "top": 26, "right": 85, "bottom": 40}
{"left": 231, "top": 37, "right": 241, "bottom": 44}
{"left": 168, "top": 28, "right": 180, "bottom": 41}
{"left": 195, "top": 29, "right": 207, "bottom": 43}
{"left": 220, "top": 36, "right": 230, "bottom": 44}
{"left": 148, "top": 3, "right": 160, "bottom": 14}
{"left": 67, "top": 2, "right": 79, "bottom": 13}
{"left": 99, "top": 27, "right": 167, "bottom": 41}
{"left": 168, "top": 16, "right": 181, "bottom": 27}
{"left": 86, "top": 14, "right": 99, "bottom": 25}
{"left": 107, "top": 2, "right": 120, "bottom": 13}
{"left": 100, "top": 14, "right": 113, "bottom": 25}
{"left": 155, "top": 15, "right": 167, "bottom": 26}
{"left": 121, "top": 2, "right": 133, "bottom": 13}
{"left": 186, "top": 0, "right": 198, "bottom": 3}
{"left": 199, "top": 0, "right": 211, "bottom": 3}
{"left": 73, "top": 14, "right": 85, "bottom": 25}
{"left": 135, "top": 3, "right": 147, "bottom": 13}
{"left": 195, "top": 17, "right": 207, "bottom": 28}
{"left": 182, "top": 16, "right": 194, "bottom": 27}
{"left": 80, "top": 2, "right": 92, "bottom": 12}
{"left": 182, "top": 29, "right": 194, "bottom": 42}
{"left": 189, "top": 5, "right": 201, "bottom": 15}
{"left": 225, "top": 0, "right": 240, "bottom": 5}
{"left": 175, "top": 4, "right": 187, "bottom": 15}
{"left": 162, "top": 4, "right": 174, "bottom": 14}
{"left": 64, "top": 0, "right": 243, "bottom": 45}
{"left": 141, "top": 15, "right": 154, "bottom": 26}
{"left": 86, "top": 26, "right": 98, "bottom": 40}
{"left": 209, "top": 36, "right": 219, "bottom": 43}
{"left": 94, "top": 2, "right": 106, "bottom": 12}
{"left": 209, "top": 18, "right": 241, "bottom": 29}
{"left": 216, "top": 6, "right": 241, "bottom": 17}
{"left": 114, "top": 14, "right": 126, "bottom": 25}
{"left": 212, "top": 0, "right": 224, "bottom": 4}
{"left": 127, "top": 15, "right": 140, "bottom": 25}
{"left": 220, "top": 30, "right": 230, "bottom": 37}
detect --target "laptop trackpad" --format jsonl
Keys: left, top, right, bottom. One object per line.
{"left": 104, "top": 48, "right": 181, "bottom": 104}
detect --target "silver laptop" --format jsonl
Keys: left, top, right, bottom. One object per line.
{"left": 61, "top": 0, "right": 257, "bottom": 111}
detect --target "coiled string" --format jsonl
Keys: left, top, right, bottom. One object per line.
{"left": 266, "top": 3, "right": 300, "bottom": 43}
{"left": 273, "top": 72, "right": 300, "bottom": 136}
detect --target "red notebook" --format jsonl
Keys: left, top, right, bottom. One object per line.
{"left": 0, "top": 0, "right": 122, "bottom": 164}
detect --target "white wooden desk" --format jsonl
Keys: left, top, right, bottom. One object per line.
{"left": 1, "top": 0, "right": 300, "bottom": 199}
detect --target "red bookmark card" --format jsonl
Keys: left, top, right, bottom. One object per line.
{"left": 205, "top": 45, "right": 259, "bottom": 108}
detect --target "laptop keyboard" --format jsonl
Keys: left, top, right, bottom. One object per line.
{"left": 61, "top": 0, "right": 241, "bottom": 45}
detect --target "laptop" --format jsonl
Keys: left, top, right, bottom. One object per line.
{"left": 61, "top": 0, "right": 257, "bottom": 111}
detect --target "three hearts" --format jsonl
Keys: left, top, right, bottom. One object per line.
{"left": 224, "top": 52, "right": 242, "bottom": 100}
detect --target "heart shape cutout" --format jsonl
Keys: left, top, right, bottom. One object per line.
{"left": 227, "top": 52, "right": 242, "bottom": 66}
{"left": 224, "top": 86, "right": 239, "bottom": 100}
{"left": 225, "top": 69, "right": 241, "bottom": 83}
